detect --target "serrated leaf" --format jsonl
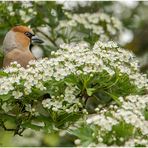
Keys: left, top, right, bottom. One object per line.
{"left": 65, "top": 75, "right": 78, "bottom": 85}
{"left": 69, "top": 124, "right": 94, "bottom": 146}
{"left": 86, "top": 88, "right": 96, "bottom": 96}
{"left": 113, "top": 121, "right": 134, "bottom": 139}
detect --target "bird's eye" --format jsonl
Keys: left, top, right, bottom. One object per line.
{"left": 24, "top": 32, "right": 34, "bottom": 39}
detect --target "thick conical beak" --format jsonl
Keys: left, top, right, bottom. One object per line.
{"left": 31, "top": 35, "right": 44, "bottom": 44}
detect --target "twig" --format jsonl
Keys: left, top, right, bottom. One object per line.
{"left": 1, "top": 121, "right": 15, "bottom": 132}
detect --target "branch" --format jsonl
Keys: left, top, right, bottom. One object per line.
{"left": 1, "top": 121, "right": 15, "bottom": 132}
{"left": 36, "top": 28, "right": 58, "bottom": 48}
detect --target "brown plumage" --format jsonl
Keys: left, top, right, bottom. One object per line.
{"left": 3, "top": 26, "right": 43, "bottom": 68}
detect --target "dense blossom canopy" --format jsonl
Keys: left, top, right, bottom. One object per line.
{"left": 0, "top": 40, "right": 148, "bottom": 146}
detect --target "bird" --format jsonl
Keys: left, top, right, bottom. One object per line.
{"left": 2, "top": 25, "right": 44, "bottom": 68}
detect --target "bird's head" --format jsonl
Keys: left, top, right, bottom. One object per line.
{"left": 3, "top": 25, "right": 44, "bottom": 54}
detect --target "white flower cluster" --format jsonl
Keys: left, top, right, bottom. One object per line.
{"left": 1, "top": 102, "right": 13, "bottom": 113}
{"left": 57, "top": 12, "right": 122, "bottom": 41}
{"left": 0, "top": 40, "right": 148, "bottom": 146}
{"left": 117, "top": 95, "right": 148, "bottom": 135}
{"left": 6, "top": 2, "right": 36, "bottom": 22}
{"left": 25, "top": 104, "right": 39, "bottom": 116}
{"left": 0, "top": 40, "right": 147, "bottom": 98}
{"left": 42, "top": 85, "right": 82, "bottom": 113}
{"left": 86, "top": 94, "right": 148, "bottom": 146}
{"left": 87, "top": 114, "right": 119, "bottom": 132}
{"left": 125, "top": 138, "right": 148, "bottom": 147}
{"left": 93, "top": 41, "right": 148, "bottom": 89}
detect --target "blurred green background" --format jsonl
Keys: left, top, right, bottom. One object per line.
{"left": 0, "top": 1, "right": 148, "bottom": 147}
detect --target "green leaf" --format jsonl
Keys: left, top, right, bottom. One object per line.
{"left": 86, "top": 88, "right": 96, "bottom": 96}
{"left": 105, "top": 91, "right": 121, "bottom": 106}
{"left": 69, "top": 124, "right": 94, "bottom": 146}
{"left": 0, "top": 71, "right": 8, "bottom": 77}
{"left": 114, "top": 123, "right": 133, "bottom": 137}
{"left": 65, "top": 75, "right": 78, "bottom": 85}
{"left": 0, "top": 94, "right": 12, "bottom": 101}
{"left": 22, "top": 122, "right": 43, "bottom": 131}
{"left": 112, "top": 121, "right": 134, "bottom": 141}
{"left": 56, "top": 112, "right": 82, "bottom": 128}
{"left": 144, "top": 108, "right": 148, "bottom": 120}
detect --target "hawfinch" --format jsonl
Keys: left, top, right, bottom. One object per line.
{"left": 2, "top": 26, "right": 44, "bottom": 68}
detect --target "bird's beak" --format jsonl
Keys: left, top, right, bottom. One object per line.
{"left": 31, "top": 35, "right": 44, "bottom": 44}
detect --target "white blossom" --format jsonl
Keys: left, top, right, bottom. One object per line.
{"left": 12, "top": 91, "right": 23, "bottom": 99}
{"left": 86, "top": 94, "right": 148, "bottom": 146}
{"left": 57, "top": 12, "right": 122, "bottom": 41}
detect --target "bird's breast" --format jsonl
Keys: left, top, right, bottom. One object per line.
{"left": 3, "top": 48, "right": 35, "bottom": 68}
